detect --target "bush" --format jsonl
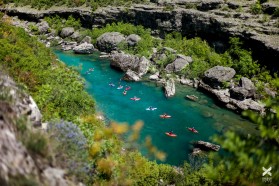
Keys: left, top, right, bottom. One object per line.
{"left": 251, "top": 2, "right": 262, "bottom": 14}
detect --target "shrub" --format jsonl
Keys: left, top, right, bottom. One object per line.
{"left": 251, "top": 2, "right": 262, "bottom": 14}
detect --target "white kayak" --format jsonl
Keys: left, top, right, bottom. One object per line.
{"left": 146, "top": 107, "right": 157, "bottom": 111}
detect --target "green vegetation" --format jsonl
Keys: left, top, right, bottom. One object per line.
{"left": 90, "top": 22, "right": 157, "bottom": 57}
{"left": 3, "top": 0, "right": 147, "bottom": 10}
{"left": 0, "top": 21, "right": 94, "bottom": 121}
{"left": 45, "top": 15, "right": 81, "bottom": 34}
{"left": 251, "top": 1, "right": 263, "bottom": 14}
{"left": 1, "top": 12, "right": 279, "bottom": 186}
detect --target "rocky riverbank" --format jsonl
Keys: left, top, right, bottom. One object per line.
{"left": 3, "top": 14, "right": 272, "bottom": 114}
{"left": 0, "top": 72, "right": 82, "bottom": 186}
{"left": 1, "top": 1, "right": 278, "bottom": 71}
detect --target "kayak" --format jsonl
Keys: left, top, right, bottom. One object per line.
{"left": 160, "top": 115, "right": 172, "bottom": 119}
{"left": 117, "top": 85, "right": 123, "bottom": 89}
{"left": 125, "top": 86, "right": 131, "bottom": 91}
{"left": 146, "top": 107, "right": 157, "bottom": 111}
{"left": 109, "top": 83, "right": 115, "bottom": 87}
{"left": 123, "top": 91, "right": 127, "bottom": 95}
{"left": 188, "top": 127, "right": 198, "bottom": 133}
{"left": 130, "top": 97, "right": 140, "bottom": 101}
{"left": 165, "top": 132, "right": 177, "bottom": 137}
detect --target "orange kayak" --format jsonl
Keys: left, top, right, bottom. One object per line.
{"left": 188, "top": 127, "right": 198, "bottom": 133}
{"left": 165, "top": 132, "right": 177, "bottom": 137}
{"left": 160, "top": 115, "right": 171, "bottom": 119}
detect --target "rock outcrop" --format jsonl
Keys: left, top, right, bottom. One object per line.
{"left": 96, "top": 32, "right": 125, "bottom": 52}
{"left": 1, "top": 3, "right": 278, "bottom": 71}
{"left": 203, "top": 66, "right": 236, "bottom": 88}
{"left": 123, "top": 69, "right": 141, "bottom": 81}
{"left": 0, "top": 72, "right": 78, "bottom": 185}
{"left": 199, "top": 81, "right": 265, "bottom": 113}
{"left": 194, "top": 141, "right": 220, "bottom": 151}
{"left": 60, "top": 27, "right": 75, "bottom": 38}
{"left": 37, "top": 20, "right": 49, "bottom": 34}
{"left": 126, "top": 34, "right": 141, "bottom": 46}
{"left": 164, "top": 78, "right": 176, "bottom": 97}
{"left": 73, "top": 42, "right": 94, "bottom": 54}
{"left": 239, "top": 77, "right": 256, "bottom": 98}
{"left": 110, "top": 52, "right": 149, "bottom": 77}
{"left": 165, "top": 54, "right": 192, "bottom": 73}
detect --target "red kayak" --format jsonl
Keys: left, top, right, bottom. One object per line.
{"left": 125, "top": 86, "right": 131, "bottom": 91}
{"left": 188, "top": 127, "right": 198, "bottom": 133}
{"left": 165, "top": 132, "right": 177, "bottom": 137}
{"left": 130, "top": 97, "right": 140, "bottom": 101}
{"left": 160, "top": 114, "right": 172, "bottom": 119}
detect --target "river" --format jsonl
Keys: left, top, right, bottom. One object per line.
{"left": 55, "top": 50, "right": 257, "bottom": 166}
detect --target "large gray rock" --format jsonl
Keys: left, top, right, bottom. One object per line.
{"left": 229, "top": 87, "right": 249, "bottom": 101}
{"left": 73, "top": 42, "right": 94, "bottom": 54}
{"left": 164, "top": 79, "right": 176, "bottom": 97}
{"left": 126, "top": 34, "right": 141, "bottom": 46}
{"left": 149, "top": 72, "right": 160, "bottom": 81}
{"left": 203, "top": 66, "right": 236, "bottom": 88}
{"left": 240, "top": 77, "right": 256, "bottom": 97}
{"left": 81, "top": 36, "right": 92, "bottom": 44}
{"left": 96, "top": 32, "right": 125, "bottom": 52}
{"left": 70, "top": 31, "right": 81, "bottom": 40}
{"left": 122, "top": 69, "right": 141, "bottom": 81}
{"left": 110, "top": 52, "right": 149, "bottom": 77}
{"left": 195, "top": 141, "right": 220, "bottom": 151}
{"left": 60, "top": 27, "right": 75, "bottom": 38}
{"left": 0, "top": 73, "right": 42, "bottom": 126}
{"left": 137, "top": 56, "right": 150, "bottom": 76}
{"left": 197, "top": 0, "right": 224, "bottom": 11}
{"left": 37, "top": 21, "right": 49, "bottom": 34}
{"left": 165, "top": 54, "right": 192, "bottom": 73}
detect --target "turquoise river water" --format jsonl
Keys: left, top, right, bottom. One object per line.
{"left": 55, "top": 50, "right": 257, "bottom": 166}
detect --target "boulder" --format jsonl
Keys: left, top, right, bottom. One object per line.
{"left": 60, "top": 27, "right": 75, "bottom": 38}
{"left": 81, "top": 36, "right": 92, "bottom": 44}
{"left": 70, "top": 31, "right": 81, "bottom": 40}
{"left": 164, "top": 79, "right": 175, "bottom": 97}
{"left": 61, "top": 41, "right": 77, "bottom": 51}
{"left": 180, "top": 77, "right": 194, "bottom": 87}
{"left": 195, "top": 141, "right": 220, "bottom": 151}
{"left": 122, "top": 69, "right": 141, "bottom": 81}
{"left": 229, "top": 87, "right": 249, "bottom": 101}
{"left": 110, "top": 52, "right": 149, "bottom": 77}
{"left": 37, "top": 21, "right": 49, "bottom": 34}
{"left": 197, "top": 0, "right": 224, "bottom": 11}
{"left": 137, "top": 56, "right": 150, "bottom": 76}
{"left": 240, "top": 77, "right": 256, "bottom": 97}
{"left": 96, "top": 32, "right": 125, "bottom": 52}
{"left": 264, "top": 87, "right": 277, "bottom": 98}
{"left": 203, "top": 66, "right": 236, "bottom": 88}
{"left": 110, "top": 52, "right": 139, "bottom": 71}
{"left": 165, "top": 54, "right": 192, "bottom": 73}
{"left": 149, "top": 72, "right": 160, "bottom": 81}
{"left": 73, "top": 42, "right": 94, "bottom": 54}
{"left": 126, "top": 34, "right": 141, "bottom": 46}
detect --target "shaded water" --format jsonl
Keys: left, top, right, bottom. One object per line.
{"left": 55, "top": 50, "right": 257, "bottom": 166}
